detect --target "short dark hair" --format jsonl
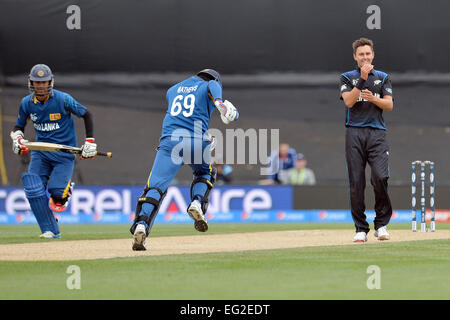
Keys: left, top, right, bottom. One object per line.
{"left": 352, "top": 37, "right": 374, "bottom": 53}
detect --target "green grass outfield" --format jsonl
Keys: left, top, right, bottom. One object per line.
{"left": 0, "top": 223, "right": 449, "bottom": 300}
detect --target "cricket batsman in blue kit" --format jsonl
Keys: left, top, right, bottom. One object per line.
{"left": 130, "top": 69, "right": 239, "bottom": 251}
{"left": 10, "top": 64, "right": 98, "bottom": 239}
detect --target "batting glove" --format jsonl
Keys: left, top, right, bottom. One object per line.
{"left": 10, "top": 130, "right": 29, "bottom": 155}
{"left": 215, "top": 100, "right": 239, "bottom": 124}
{"left": 80, "top": 138, "right": 97, "bottom": 159}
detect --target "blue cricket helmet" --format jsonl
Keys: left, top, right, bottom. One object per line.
{"left": 28, "top": 64, "right": 54, "bottom": 94}
{"left": 196, "top": 68, "right": 221, "bottom": 86}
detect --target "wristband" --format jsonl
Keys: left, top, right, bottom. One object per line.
{"left": 85, "top": 138, "right": 95, "bottom": 143}
{"left": 355, "top": 78, "right": 365, "bottom": 91}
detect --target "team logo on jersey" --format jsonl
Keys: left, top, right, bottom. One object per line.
{"left": 352, "top": 79, "right": 358, "bottom": 86}
{"left": 30, "top": 113, "right": 38, "bottom": 122}
{"left": 374, "top": 80, "right": 382, "bottom": 85}
{"left": 49, "top": 113, "right": 61, "bottom": 121}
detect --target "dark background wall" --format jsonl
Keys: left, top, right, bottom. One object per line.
{"left": 1, "top": 1, "right": 449, "bottom": 188}
{"left": 3, "top": 84, "right": 449, "bottom": 187}
{"left": 1, "top": 0, "right": 450, "bottom": 74}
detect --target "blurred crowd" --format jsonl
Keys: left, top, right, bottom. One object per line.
{"left": 207, "top": 143, "right": 317, "bottom": 186}
{"left": 258, "top": 143, "right": 316, "bottom": 186}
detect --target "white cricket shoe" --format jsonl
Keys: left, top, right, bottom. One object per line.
{"left": 40, "top": 231, "right": 61, "bottom": 239}
{"left": 187, "top": 200, "right": 208, "bottom": 232}
{"left": 374, "top": 226, "right": 390, "bottom": 241}
{"left": 132, "top": 224, "right": 147, "bottom": 251}
{"left": 353, "top": 231, "right": 368, "bottom": 243}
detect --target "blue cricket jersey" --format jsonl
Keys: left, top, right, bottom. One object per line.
{"left": 15, "top": 89, "right": 87, "bottom": 147}
{"left": 161, "top": 76, "right": 222, "bottom": 140}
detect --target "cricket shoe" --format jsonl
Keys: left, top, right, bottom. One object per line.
{"left": 187, "top": 200, "right": 208, "bottom": 232}
{"left": 40, "top": 231, "right": 61, "bottom": 239}
{"left": 49, "top": 182, "right": 74, "bottom": 213}
{"left": 132, "top": 224, "right": 147, "bottom": 251}
{"left": 353, "top": 231, "right": 368, "bottom": 243}
{"left": 374, "top": 226, "right": 390, "bottom": 241}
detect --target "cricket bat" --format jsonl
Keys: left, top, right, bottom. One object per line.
{"left": 21, "top": 141, "right": 112, "bottom": 158}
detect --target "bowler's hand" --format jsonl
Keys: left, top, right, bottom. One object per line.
{"left": 360, "top": 64, "right": 374, "bottom": 80}
{"left": 360, "top": 89, "right": 376, "bottom": 102}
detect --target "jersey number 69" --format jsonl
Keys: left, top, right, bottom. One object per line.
{"left": 170, "top": 94, "right": 195, "bottom": 117}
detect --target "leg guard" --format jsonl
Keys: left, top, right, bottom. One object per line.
{"left": 190, "top": 166, "right": 217, "bottom": 213}
{"left": 22, "top": 173, "right": 60, "bottom": 235}
{"left": 129, "top": 186, "right": 167, "bottom": 236}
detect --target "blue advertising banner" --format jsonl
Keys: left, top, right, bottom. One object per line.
{"left": 0, "top": 185, "right": 293, "bottom": 225}
{"left": 0, "top": 209, "right": 440, "bottom": 225}
{"left": 2, "top": 186, "right": 449, "bottom": 225}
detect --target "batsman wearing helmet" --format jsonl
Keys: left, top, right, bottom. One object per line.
{"left": 10, "top": 64, "right": 97, "bottom": 239}
{"left": 130, "top": 69, "right": 239, "bottom": 251}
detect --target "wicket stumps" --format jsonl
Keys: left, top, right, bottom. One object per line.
{"left": 411, "top": 160, "right": 435, "bottom": 232}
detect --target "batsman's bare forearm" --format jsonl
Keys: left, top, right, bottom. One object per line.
{"left": 341, "top": 89, "right": 362, "bottom": 108}
{"left": 373, "top": 96, "right": 393, "bottom": 111}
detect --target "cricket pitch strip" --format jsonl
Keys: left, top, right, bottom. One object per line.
{"left": 1, "top": 229, "right": 450, "bottom": 261}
